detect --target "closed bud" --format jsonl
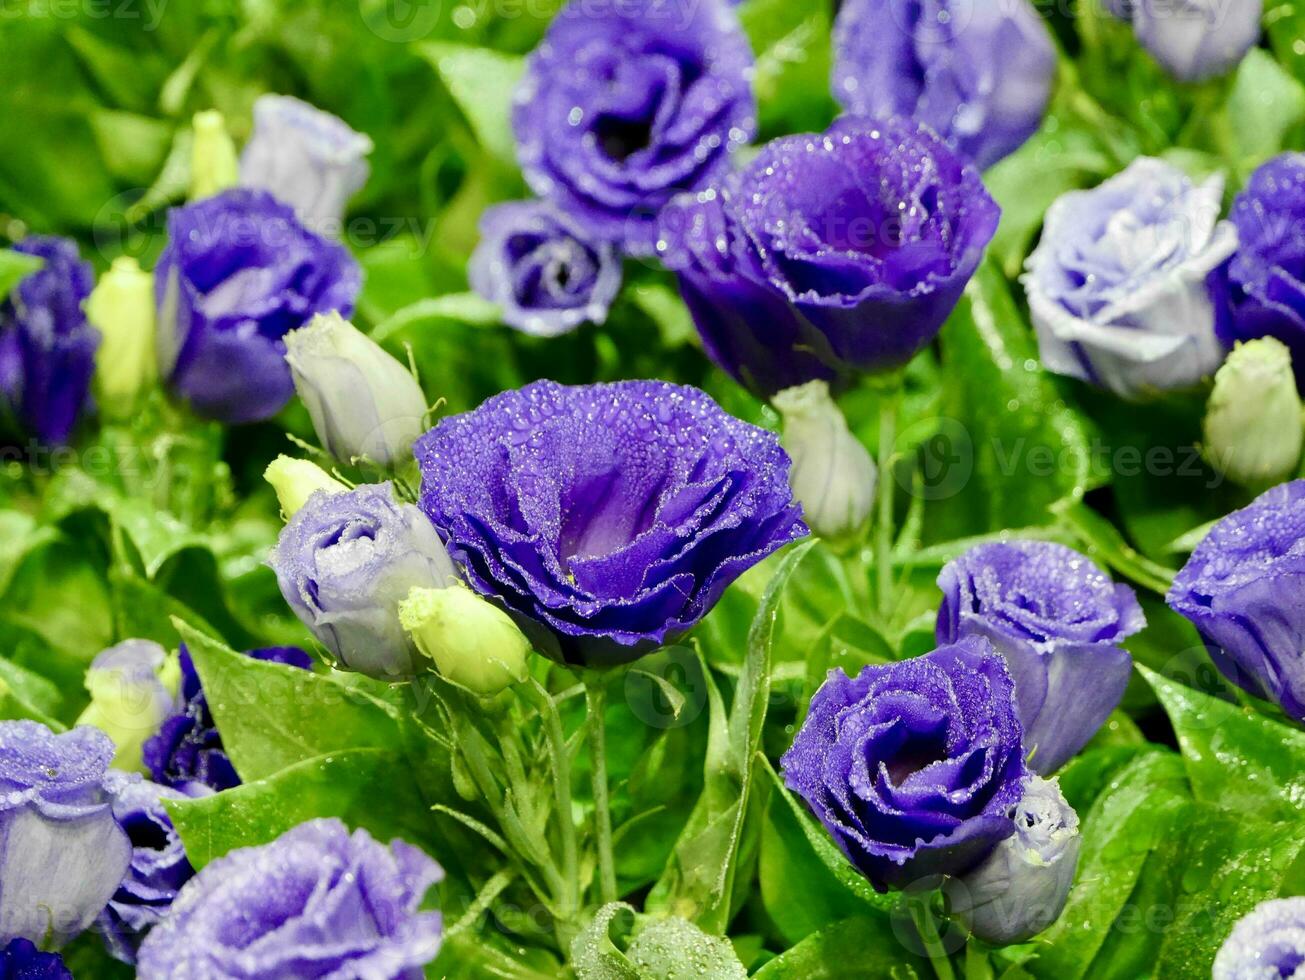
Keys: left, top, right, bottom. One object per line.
{"left": 86, "top": 256, "right": 157, "bottom": 416}
{"left": 1204, "top": 337, "right": 1304, "bottom": 487}
{"left": 189, "top": 111, "right": 240, "bottom": 200}
{"left": 264, "top": 455, "right": 347, "bottom": 519}
{"left": 399, "top": 584, "right": 531, "bottom": 697}
{"left": 773, "top": 380, "right": 876, "bottom": 540}
{"left": 76, "top": 640, "right": 181, "bottom": 773}
{"left": 284, "top": 312, "right": 428, "bottom": 468}
{"left": 944, "top": 775, "right": 1080, "bottom": 945}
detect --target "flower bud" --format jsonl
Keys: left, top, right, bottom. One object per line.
{"left": 264, "top": 455, "right": 347, "bottom": 519}
{"left": 399, "top": 584, "right": 531, "bottom": 696}
{"left": 1204, "top": 337, "right": 1304, "bottom": 488}
{"left": 86, "top": 256, "right": 157, "bottom": 416}
{"left": 189, "top": 110, "right": 239, "bottom": 200}
{"left": 75, "top": 640, "right": 180, "bottom": 774}
{"left": 773, "top": 380, "right": 876, "bottom": 541}
{"left": 283, "top": 312, "right": 428, "bottom": 468}
{"left": 944, "top": 775, "right": 1080, "bottom": 945}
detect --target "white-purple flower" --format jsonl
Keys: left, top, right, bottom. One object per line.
{"left": 470, "top": 200, "right": 622, "bottom": 337}
{"left": 0, "top": 721, "right": 131, "bottom": 946}
{"left": 1108, "top": 0, "right": 1263, "bottom": 83}
{"left": 1024, "top": 157, "right": 1236, "bottom": 400}
{"left": 1214, "top": 897, "right": 1305, "bottom": 979}
{"left": 269, "top": 483, "right": 459, "bottom": 679}
{"left": 833, "top": 0, "right": 1056, "bottom": 169}
{"left": 239, "top": 94, "right": 373, "bottom": 231}
{"left": 937, "top": 541, "right": 1145, "bottom": 774}
{"left": 136, "top": 818, "right": 443, "bottom": 979}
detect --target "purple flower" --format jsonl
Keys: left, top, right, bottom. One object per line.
{"left": 469, "top": 200, "right": 623, "bottom": 337}
{"left": 0, "top": 722, "right": 131, "bottom": 946}
{"left": 512, "top": 0, "right": 755, "bottom": 253}
{"left": 1167, "top": 480, "right": 1305, "bottom": 720}
{"left": 1025, "top": 157, "right": 1236, "bottom": 400}
{"left": 96, "top": 775, "right": 195, "bottom": 965}
{"left": 135, "top": 818, "right": 443, "bottom": 980}
{"left": 1214, "top": 897, "right": 1305, "bottom": 980}
{"left": 154, "top": 188, "right": 361, "bottom": 424}
{"left": 239, "top": 94, "right": 373, "bottom": 231}
{"left": 936, "top": 541, "right": 1145, "bottom": 774}
{"left": 0, "top": 237, "right": 98, "bottom": 446}
{"left": 657, "top": 116, "right": 1000, "bottom": 396}
{"left": 0, "top": 939, "right": 71, "bottom": 980}
{"left": 781, "top": 637, "right": 1027, "bottom": 890}
{"left": 270, "top": 483, "right": 459, "bottom": 679}
{"left": 832, "top": 0, "right": 1055, "bottom": 169}
{"left": 1109, "top": 0, "right": 1262, "bottom": 83}
{"left": 1222, "top": 154, "right": 1305, "bottom": 386}
{"left": 142, "top": 645, "right": 311, "bottom": 795}
{"left": 416, "top": 380, "right": 807, "bottom": 665}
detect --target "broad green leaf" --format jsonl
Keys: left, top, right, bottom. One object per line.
{"left": 0, "top": 250, "right": 42, "bottom": 303}
{"left": 753, "top": 916, "right": 928, "bottom": 979}
{"left": 178, "top": 621, "right": 402, "bottom": 782}
{"left": 1142, "top": 665, "right": 1305, "bottom": 821}
{"left": 371, "top": 292, "right": 502, "bottom": 344}
{"left": 1030, "top": 752, "right": 1193, "bottom": 979}
{"left": 1226, "top": 48, "right": 1305, "bottom": 169}
{"left": 571, "top": 903, "right": 748, "bottom": 980}
{"left": 166, "top": 748, "right": 432, "bottom": 869}
{"left": 757, "top": 756, "right": 892, "bottom": 944}
{"left": 737, "top": 0, "right": 837, "bottom": 137}
{"left": 1052, "top": 499, "right": 1176, "bottom": 595}
{"left": 418, "top": 43, "right": 525, "bottom": 167}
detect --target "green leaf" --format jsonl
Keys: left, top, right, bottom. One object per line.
{"left": 647, "top": 541, "right": 815, "bottom": 931}
{"left": 418, "top": 43, "right": 525, "bottom": 168}
{"left": 1141, "top": 664, "right": 1305, "bottom": 822}
{"left": 1052, "top": 499, "right": 1177, "bottom": 595}
{"left": 1030, "top": 752, "right": 1193, "bottom": 979}
{"left": 737, "top": 0, "right": 837, "bottom": 137}
{"left": 0, "top": 249, "right": 42, "bottom": 303}
{"left": 757, "top": 756, "right": 893, "bottom": 944}
{"left": 1226, "top": 48, "right": 1305, "bottom": 168}
{"left": 177, "top": 621, "right": 402, "bottom": 782}
{"left": 753, "top": 916, "right": 927, "bottom": 979}
{"left": 571, "top": 903, "right": 748, "bottom": 980}
{"left": 166, "top": 748, "right": 432, "bottom": 869}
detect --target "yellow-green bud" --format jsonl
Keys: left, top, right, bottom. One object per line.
{"left": 398, "top": 584, "right": 531, "bottom": 696}
{"left": 190, "top": 110, "right": 240, "bottom": 200}
{"left": 76, "top": 640, "right": 181, "bottom": 773}
{"left": 1204, "top": 338, "right": 1304, "bottom": 487}
{"left": 86, "top": 256, "right": 157, "bottom": 416}
{"left": 264, "top": 455, "right": 348, "bottom": 519}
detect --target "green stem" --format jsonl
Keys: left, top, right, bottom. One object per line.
{"left": 528, "top": 679, "right": 580, "bottom": 928}
{"left": 875, "top": 388, "right": 900, "bottom": 621}
{"left": 910, "top": 899, "right": 957, "bottom": 980}
{"left": 584, "top": 674, "right": 617, "bottom": 905}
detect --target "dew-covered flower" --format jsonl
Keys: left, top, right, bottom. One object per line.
{"left": 937, "top": 540, "right": 1145, "bottom": 774}
{"left": 0, "top": 236, "right": 98, "bottom": 446}
{"left": 142, "top": 645, "right": 312, "bottom": 794}
{"left": 781, "top": 637, "right": 1028, "bottom": 890}
{"left": 1221, "top": 153, "right": 1305, "bottom": 386}
{"left": 0, "top": 721, "right": 131, "bottom": 946}
{"left": 0, "top": 938, "right": 71, "bottom": 979}
{"left": 1214, "top": 897, "right": 1305, "bottom": 979}
{"left": 512, "top": 0, "right": 755, "bottom": 253}
{"left": 270, "top": 483, "right": 459, "bottom": 679}
{"left": 416, "top": 380, "right": 807, "bottom": 666}
{"left": 154, "top": 188, "right": 361, "bottom": 424}
{"left": 76, "top": 639, "right": 179, "bottom": 774}
{"left": 240, "top": 94, "right": 373, "bottom": 230}
{"left": 944, "top": 775, "right": 1080, "bottom": 944}
{"left": 469, "top": 200, "right": 622, "bottom": 337}
{"left": 658, "top": 116, "right": 1000, "bottom": 396}
{"left": 832, "top": 0, "right": 1055, "bottom": 169}
{"left": 283, "top": 312, "right": 428, "bottom": 467}
{"left": 97, "top": 774, "right": 194, "bottom": 964}
{"left": 1108, "top": 0, "right": 1263, "bottom": 83}
{"left": 1025, "top": 157, "right": 1236, "bottom": 400}
{"left": 136, "top": 818, "right": 443, "bottom": 980}
{"left": 1168, "top": 480, "right": 1305, "bottom": 720}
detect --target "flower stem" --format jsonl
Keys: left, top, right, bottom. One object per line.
{"left": 527, "top": 679, "right": 580, "bottom": 927}
{"left": 584, "top": 674, "right": 617, "bottom": 905}
{"left": 910, "top": 898, "right": 957, "bottom": 980}
{"left": 875, "top": 387, "right": 900, "bottom": 621}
